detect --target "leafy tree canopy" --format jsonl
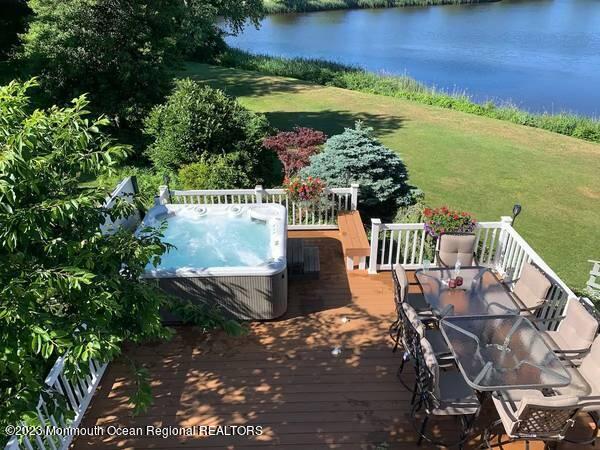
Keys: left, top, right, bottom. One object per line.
{"left": 0, "top": 79, "right": 240, "bottom": 436}
{"left": 18, "top": 0, "right": 264, "bottom": 126}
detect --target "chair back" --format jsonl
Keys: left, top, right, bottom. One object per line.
{"left": 413, "top": 337, "right": 440, "bottom": 412}
{"left": 437, "top": 233, "right": 477, "bottom": 268}
{"left": 400, "top": 303, "right": 424, "bottom": 358}
{"left": 579, "top": 333, "right": 600, "bottom": 382}
{"left": 392, "top": 264, "right": 409, "bottom": 314}
{"left": 510, "top": 395, "right": 581, "bottom": 439}
{"left": 557, "top": 298, "right": 599, "bottom": 350}
{"left": 513, "top": 261, "right": 552, "bottom": 310}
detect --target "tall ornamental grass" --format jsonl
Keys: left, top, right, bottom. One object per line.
{"left": 218, "top": 49, "right": 600, "bottom": 144}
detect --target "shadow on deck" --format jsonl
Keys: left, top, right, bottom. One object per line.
{"left": 73, "top": 231, "right": 594, "bottom": 449}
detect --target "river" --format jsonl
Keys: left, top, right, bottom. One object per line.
{"left": 226, "top": 0, "right": 600, "bottom": 116}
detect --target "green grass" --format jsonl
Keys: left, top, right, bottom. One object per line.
{"left": 217, "top": 49, "right": 600, "bottom": 144}
{"left": 180, "top": 62, "right": 600, "bottom": 289}
{"left": 263, "top": 0, "right": 494, "bottom": 14}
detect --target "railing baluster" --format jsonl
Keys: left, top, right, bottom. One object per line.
{"left": 418, "top": 229, "right": 426, "bottom": 265}
{"left": 403, "top": 230, "right": 410, "bottom": 265}
{"left": 380, "top": 228, "right": 388, "bottom": 267}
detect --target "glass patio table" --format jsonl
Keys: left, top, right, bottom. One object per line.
{"left": 440, "top": 315, "right": 572, "bottom": 391}
{"left": 415, "top": 267, "right": 519, "bottom": 317}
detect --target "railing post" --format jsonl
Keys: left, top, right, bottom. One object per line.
{"left": 493, "top": 216, "right": 514, "bottom": 273}
{"left": 255, "top": 185, "right": 264, "bottom": 204}
{"left": 350, "top": 183, "right": 359, "bottom": 210}
{"left": 158, "top": 185, "right": 170, "bottom": 205}
{"left": 369, "top": 218, "right": 382, "bottom": 274}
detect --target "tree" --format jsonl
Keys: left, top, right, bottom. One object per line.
{"left": 145, "top": 79, "right": 278, "bottom": 184}
{"left": 179, "top": 0, "right": 264, "bottom": 60}
{"left": 18, "top": 0, "right": 264, "bottom": 126}
{"left": 0, "top": 80, "right": 239, "bottom": 437}
{"left": 302, "top": 122, "right": 418, "bottom": 216}
{"left": 263, "top": 127, "right": 327, "bottom": 178}
{"left": 20, "top": 0, "right": 185, "bottom": 126}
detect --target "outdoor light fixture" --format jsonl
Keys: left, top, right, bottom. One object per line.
{"left": 512, "top": 203, "right": 522, "bottom": 226}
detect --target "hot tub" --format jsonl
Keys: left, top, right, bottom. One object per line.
{"left": 139, "top": 203, "right": 288, "bottom": 320}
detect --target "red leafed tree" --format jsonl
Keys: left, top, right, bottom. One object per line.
{"left": 263, "top": 127, "right": 327, "bottom": 178}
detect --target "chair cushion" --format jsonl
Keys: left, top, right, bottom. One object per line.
{"left": 543, "top": 330, "right": 593, "bottom": 355}
{"left": 394, "top": 264, "right": 409, "bottom": 302}
{"left": 512, "top": 262, "right": 551, "bottom": 310}
{"left": 438, "top": 234, "right": 476, "bottom": 268}
{"left": 550, "top": 299, "right": 599, "bottom": 352}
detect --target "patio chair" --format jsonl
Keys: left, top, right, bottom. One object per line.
{"left": 555, "top": 333, "right": 600, "bottom": 445}
{"left": 412, "top": 337, "right": 481, "bottom": 449}
{"left": 508, "top": 261, "right": 552, "bottom": 315}
{"left": 539, "top": 298, "right": 599, "bottom": 361}
{"left": 395, "top": 302, "right": 453, "bottom": 376}
{"left": 436, "top": 233, "right": 478, "bottom": 268}
{"left": 484, "top": 390, "right": 581, "bottom": 450}
{"left": 390, "top": 264, "right": 434, "bottom": 352}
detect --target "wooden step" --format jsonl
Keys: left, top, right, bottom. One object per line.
{"left": 301, "top": 246, "right": 320, "bottom": 280}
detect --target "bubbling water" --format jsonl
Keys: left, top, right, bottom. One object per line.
{"left": 148, "top": 211, "right": 272, "bottom": 270}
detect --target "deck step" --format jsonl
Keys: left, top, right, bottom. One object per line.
{"left": 287, "top": 238, "right": 305, "bottom": 276}
{"left": 300, "top": 246, "right": 320, "bottom": 280}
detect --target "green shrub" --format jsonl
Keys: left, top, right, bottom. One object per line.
{"left": 302, "top": 121, "right": 417, "bottom": 217}
{"left": 219, "top": 49, "right": 600, "bottom": 145}
{"left": 178, "top": 153, "right": 253, "bottom": 190}
{"left": 145, "top": 79, "right": 278, "bottom": 184}
{"left": 393, "top": 197, "right": 428, "bottom": 224}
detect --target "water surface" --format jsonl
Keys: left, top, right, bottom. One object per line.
{"left": 227, "top": 0, "right": 600, "bottom": 116}
{"left": 151, "top": 213, "right": 271, "bottom": 270}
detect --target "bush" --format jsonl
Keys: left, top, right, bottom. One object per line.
{"left": 178, "top": 153, "right": 253, "bottom": 190}
{"left": 145, "top": 79, "right": 276, "bottom": 185}
{"left": 302, "top": 121, "right": 416, "bottom": 216}
{"left": 393, "top": 196, "right": 428, "bottom": 224}
{"left": 263, "top": 127, "right": 327, "bottom": 178}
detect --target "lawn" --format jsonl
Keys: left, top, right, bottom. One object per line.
{"left": 179, "top": 63, "right": 600, "bottom": 289}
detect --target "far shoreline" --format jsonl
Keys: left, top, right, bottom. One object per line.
{"left": 263, "top": 0, "right": 501, "bottom": 15}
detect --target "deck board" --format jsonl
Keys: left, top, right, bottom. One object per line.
{"left": 73, "top": 230, "right": 594, "bottom": 450}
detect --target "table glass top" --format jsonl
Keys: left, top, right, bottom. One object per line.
{"left": 415, "top": 267, "right": 519, "bottom": 317}
{"left": 440, "top": 315, "right": 572, "bottom": 391}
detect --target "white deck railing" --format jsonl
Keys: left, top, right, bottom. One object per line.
{"left": 159, "top": 184, "right": 359, "bottom": 230}
{"left": 100, "top": 176, "right": 141, "bottom": 234}
{"left": 4, "top": 357, "right": 107, "bottom": 450}
{"left": 368, "top": 216, "right": 577, "bottom": 329}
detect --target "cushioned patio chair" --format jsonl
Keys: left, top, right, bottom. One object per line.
{"left": 436, "top": 233, "right": 478, "bottom": 268}
{"left": 555, "top": 334, "right": 600, "bottom": 445}
{"left": 395, "top": 302, "right": 454, "bottom": 377}
{"left": 508, "top": 261, "right": 552, "bottom": 315}
{"left": 487, "top": 336, "right": 600, "bottom": 447}
{"left": 540, "top": 298, "right": 599, "bottom": 361}
{"left": 390, "top": 264, "right": 434, "bottom": 352}
{"left": 484, "top": 390, "right": 581, "bottom": 450}
{"left": 412, "top": 337, "right": 481, "bottom": 449}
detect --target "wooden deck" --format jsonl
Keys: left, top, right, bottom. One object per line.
{"left": 73, "top": 231, "right": 594, "bottom": 450}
